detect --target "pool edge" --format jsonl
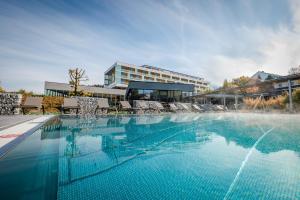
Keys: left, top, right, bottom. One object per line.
{"left": 0, "top": 115, "right": 58, "bottom": 158}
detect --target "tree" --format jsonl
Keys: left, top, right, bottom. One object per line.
{"left": 232, "top": 76, "right": 251, "bottom": 87}
{"left": 68, "top": 68, "right": 88, "bottom": 96}
{"left": 0, "top": 81, "right": 4, "bottom": 93}
{"left": 288, "top": 65, "right": 300, "bottom": 75}
{"left": 223, "top": 79, "right": 229, "bottom": 88}
{"left": 17, "top": 89, "right": 33, "bottom": 96}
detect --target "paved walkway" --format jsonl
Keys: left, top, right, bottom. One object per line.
{"left": 0, "top": 115, "right": 54, "bottom": 156}
{"left": 0, "top": 115, "right": 42, "bottom": 131}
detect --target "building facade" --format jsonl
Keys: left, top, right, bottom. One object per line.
{"left": 44, "top": 81, "right": 126, "bottom": 104}
{"left": 251, "top": 71, "right": 281, "bottom": 82}
{"left": 126, "top": 81, "right": 194, "bottom": 102}
{"left": 104, "top": 61, "right": 209, "bottom": 94}
{"left": 273, "top": 74, "right": 300, "bottom": 91}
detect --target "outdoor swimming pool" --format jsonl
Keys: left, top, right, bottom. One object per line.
{"left": 0, "top": 113, "right": 299, "bottom": 200}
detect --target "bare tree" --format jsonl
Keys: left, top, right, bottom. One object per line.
{"left": 0, "top": 81, "right": 4, "bottom": 93}
{"left": 69, "top": 68, "right": 88, "bottom": 96}
{"left": 288, "top": 65, "right": 300, "bottom": 75}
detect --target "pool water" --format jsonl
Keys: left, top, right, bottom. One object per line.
{"left": 0, "top": 113, "right": 300, "bottom": 200}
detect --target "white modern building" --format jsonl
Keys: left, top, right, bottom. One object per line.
{"left": 104, "top": 61, "right": 209, "bottom": 94}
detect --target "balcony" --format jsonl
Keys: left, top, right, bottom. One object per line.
{"left": 130, "top": 74, "right": 142, "bottom": 80}
{"left": 121, "top": 72, "right": 128, "bottom": 78}
{"left": 144, "top": 76, "right": 155, "bottom": 81}
{"left": 162, "top": 74, "right": 171, "bottom": 79}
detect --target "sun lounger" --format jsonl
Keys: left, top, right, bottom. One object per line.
{"left": 192, "top": 104, "right": 204, "bottom": 112}
{"left": 169, "top": 103, "right": 179, "bottom": 112}
{"left": 154, "top": 102, "right": 165, "bottom": 112}
{"left": 182, "top": 103, "right": 192, "bottom": 112}
{"left": 200, "top": 104, "right": 213, "bottom": 112}
{"left": 176, "top": 103, "right": 190, "bottom": 112}
{"left": 95, "top": 98, "right": 110, "bottom": 115}
{"left": 148, "top": 101, "right": 165, "bottom": 113}
{"left": 21, "top": 96, "right": 44, "bottom": 114}
{"left": 62, "top": 98, "right": 79, "bottom": 114}
{"left": 119, "top": 101, "right": 133, "bottom": 113}
{"left": 214, "top": 105, "right": 228, "bottom": 111}
{"left": 133, "top": 100, "right": 149, "bottom": 114}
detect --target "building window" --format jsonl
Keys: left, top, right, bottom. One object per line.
{"left": 162, "top": 74, "right": 171, "bottom": 79}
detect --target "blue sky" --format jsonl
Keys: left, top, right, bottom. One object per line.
{"left": 0, "top": 0, "right": 299, "bottom": 93}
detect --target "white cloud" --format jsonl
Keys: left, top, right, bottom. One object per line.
{"left": 0, "top": 0, "right": 300, "bottom": 92}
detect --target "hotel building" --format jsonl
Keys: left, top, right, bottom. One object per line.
{"left": 104, "top": 61, "right": 209, "bottom": 94}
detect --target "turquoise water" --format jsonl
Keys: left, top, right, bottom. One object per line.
{"left": 0, "top": 113, "right": 300, "bottom": 200}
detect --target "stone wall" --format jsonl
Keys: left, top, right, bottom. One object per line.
{"left": 0, "top": 93, "right": 22, "bottom": 115}
{"left": 78, "top": 97, "right": 98, "bottom": 116}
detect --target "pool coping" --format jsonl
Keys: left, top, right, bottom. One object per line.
{"left": 0, "top": 115, "right": 57, "bottom": 158}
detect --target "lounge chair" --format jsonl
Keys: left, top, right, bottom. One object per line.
{"left": 119, "top": 101, "right": 133, "bottom": 113}
{"left": 182, "top": 103, "right": 192, "bottom": 112}
{"left": 95, "top": 98, "right": 110, "bottom": 115}
{"left": 192, "top": 104, "right": 204, "bottom": 112}
{"left": 176, "top": 103, "right": 189, "bottom": 112}
{"left": 62, "top": 98, "right": 79, "bottom": 114}
{"left": 214, "top": 105, "right": 228, "bottom": 112}
{"left": 133, "top": 100, "right": 149, "bottom": 114}
{"left": 21, "top": 96, "right": 44, "bottom": 115}
{"left": 148, "top": 101, "right": 164, "bottom": 113}
{"left": 169, "top": 103, "right": 179, "bottom": 112}
{"left": 200, "top": 104, "right": 213, "bottom": 112}
{"left": 156, "top": 101, "right": 164, "bottom": 109}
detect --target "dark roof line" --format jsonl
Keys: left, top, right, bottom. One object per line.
{"left": 125, "top": 81, "right": 195, "bottom": 96}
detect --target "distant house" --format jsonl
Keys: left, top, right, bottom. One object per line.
{"left": 249, "top": 71, "right": 300, "bottom": 93}
{"left": 273, "top": 74, "right": 300, "bottom": 92}
{"left": 251, "top": 71, "right": 281, "bottom": 82}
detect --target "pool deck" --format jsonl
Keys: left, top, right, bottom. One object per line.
{"left": 0, "top": 115, "right": 55, "bottom": 157}
{"left": 0, "top": 115, "right": 43, "bottom": 131}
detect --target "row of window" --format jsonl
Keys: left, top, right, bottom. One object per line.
{"left": 119, "top": 66, "right": 206, "bottom": 85}
{"left": 276, "top": 80, "right": 300, "bottom": 88}
{"left": 120, "top": 74, "right": 206, "bottom": 86}
{"left": 128, "top": 89, "right": 184, "bottom": 102}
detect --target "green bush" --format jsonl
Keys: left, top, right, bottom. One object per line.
{"left": 292, "top": 89, "right": 300, "bottom": 104}
{"left": 284, "top": 89, "right": 300, "bottom": 105}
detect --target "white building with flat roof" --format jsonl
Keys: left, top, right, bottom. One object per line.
{"left": 104, "top": 61, "right": 209, "bottom": 94}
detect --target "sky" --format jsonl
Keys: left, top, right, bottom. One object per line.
{"left": 0, "top": 0, "right": 299, "bottom": 93}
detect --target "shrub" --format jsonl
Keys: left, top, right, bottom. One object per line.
{"left": 292, "top": 89, "right": 300, "bottom": 104}
{"left": 284, "top": 89, "right": 300, "bottom": 105}
{"left": 243, "top": 94, "right": 287, "bottom": 110}
{"left": 43, "top": 96, "right": 64, "bottom": 113}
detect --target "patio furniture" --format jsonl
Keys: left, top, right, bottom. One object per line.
{"left": 214, "top": 105, "right": 228, "bottom": 111}
{"left": 133, "top": 100, "right": 149, "bottom": 114}
{"left": 154, "top": 101, "right": 165, "bottom": 112}
{"left": 148, "top": 101, "right": 165, "bottom": 113}
{"left": 119, "top": 101, "right": 133, "bottom": 113}
{"left": 192, "top": 104, "right": 204, "bottom": 112}
{"left": 62, "top": 98, "right": 79, "bottom": 114}
{"left": 96, "top": 98, "right": 110, "bottom": 115}
{"left": 169, "top": 103, "right": 179, "bottom": 112}
{"left": 182, "top": 103, "right": 192, "bottom": 112}
{"left": 175, "top": 103, "right": 188, "bottom": 112}
{"left": 200, "top": 104, "right": 213, "bottom": 112}
{"left": 21, "top": 96, "right": 44, "bottom": 115}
